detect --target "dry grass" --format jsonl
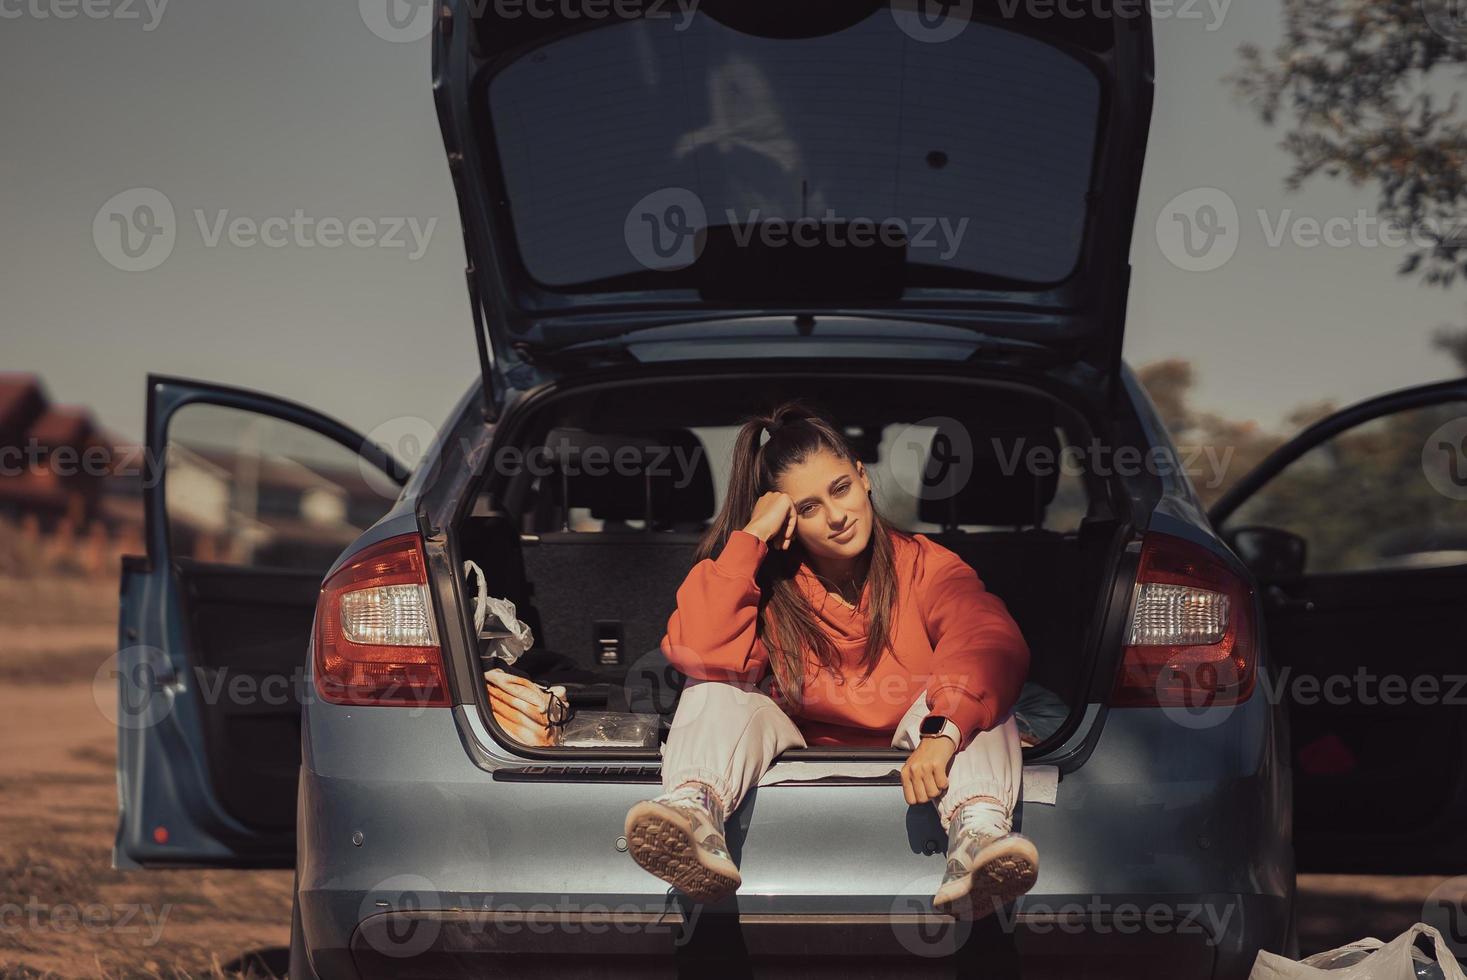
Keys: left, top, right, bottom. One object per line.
{"left": 0, "top": 639, "right": 116, "bottom": 687}
{"left": 0, "top": 576, "right": 115, "bottom": 627}
{"left": 0, "top": 575, "right": 117, "bottom": 687}
{"left": 1, "top": 958, "right": 281, "bottom": 979}
{"left": 0, "top": 738, "right": 294, "bottom": 978}
{"left": 0, "top": 572, "right": 293, "bottom": 979}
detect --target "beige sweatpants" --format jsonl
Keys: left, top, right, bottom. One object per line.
{"left": 658, "top": 678, "right": 1022, "bottom": 832}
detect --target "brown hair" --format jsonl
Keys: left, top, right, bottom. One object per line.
{"left": 694, "top": 399, "right": 912, "bottom": 707}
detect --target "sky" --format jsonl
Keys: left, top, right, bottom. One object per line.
{"left": 2, "top": 0, "right": 1463, "bottom": 446}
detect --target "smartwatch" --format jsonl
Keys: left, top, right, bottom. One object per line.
{"left": 919, "top": 714, "right": 961, "bottom": 748}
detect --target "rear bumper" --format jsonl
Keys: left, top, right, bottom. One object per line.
{"left": 341, "top": 895, "right": 1286, "bottom": 979}
{"left": 296, "top": 694, "right": 1292, "bottom": 980}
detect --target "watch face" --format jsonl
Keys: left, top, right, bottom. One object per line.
{"left": 920, "top": 716, "right": 947, "bottom": 736}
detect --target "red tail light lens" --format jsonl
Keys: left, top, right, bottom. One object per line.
{"left": 1111, "top": 531, "right": 1257, "bottom": 708}
{"left": 313, "top": 534, "right": 450, "bottom": 708}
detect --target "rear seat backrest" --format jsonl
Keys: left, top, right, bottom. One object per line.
{"left": 517, "top": 421, "right": 1086, "bottom": 703}
{"left": 917, "top": 421, "right": 1061, "bottom": 531}
{"left": 542, "top": 426, "right": 715, "bottom": 531}
{"left": 523, "top": 428, "right": 716, "bottom": 675}
{"left": 916, "top": 422, "right": 1081, "bottom": 700}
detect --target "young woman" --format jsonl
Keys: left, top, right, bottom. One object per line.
{"left": 623, "top": 401, "right": 1039, "bottom": 919}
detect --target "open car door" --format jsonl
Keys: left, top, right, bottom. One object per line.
{"left": 1210, "top": 379, "right": 1467, "bottom": 873}
{"left": 112, "top": 376, "right": 407, "bottom": 868}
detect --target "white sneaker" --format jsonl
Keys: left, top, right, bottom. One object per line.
{"left": 624, "top": 781, "right": 741, "bottom": 903}
{"left": 932, "top": 819, "right": 1039, "bottom": 920}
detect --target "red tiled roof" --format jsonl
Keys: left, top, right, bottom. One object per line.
{"left": 0, "top": 374, "right": 46, "bottom": 436}
{"left": 29, "top": 407, "right": 95, "bottom": 449}
{"left": 0, "top": 470, "right": 66, "bottom": 508}
{"left": 0, "top": 374, "right": 109, "bottom": 520}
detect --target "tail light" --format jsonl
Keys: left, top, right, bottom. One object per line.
{"left": 313, "top": 533, "right": 450, "bottom": 708}
{"left": 1111, "top": 531, "right": 1257, "bottom": 709}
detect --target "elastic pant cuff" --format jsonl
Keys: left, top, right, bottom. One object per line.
{"left": 660, "top": 767, "right": 734, "bottom": 818}
{"left": 939, "top": 778, "right": 1014, "bottom": 830}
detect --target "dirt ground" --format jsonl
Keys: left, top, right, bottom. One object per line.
{"left": 0, "top": 578, "right": 292, "bottom": 980}
{"left": 0, "top": 576, "right": 1462, "bottom": 978}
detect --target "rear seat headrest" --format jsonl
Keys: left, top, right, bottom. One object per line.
{"left": 916, "top": 421, "right": 1060, "bottom": 529}
{"left": 543, "top": 427, "right": 715, "bottom": 527}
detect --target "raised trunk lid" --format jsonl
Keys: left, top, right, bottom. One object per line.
{"left": 433, "top": 0, "right": 1154, "bottom": 405}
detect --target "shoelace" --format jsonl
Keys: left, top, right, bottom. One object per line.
{"left": 659, "top": 781, "right": 727, "bottom": 827}
{"left": 950, "top": 801, "right": 1009, "bottom": 846}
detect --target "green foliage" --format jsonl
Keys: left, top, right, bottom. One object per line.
{"left": 1137, "top": 363, "right": 1467, "bottom": 575}
{"left": 1231, "top": 0, "right": 1467, "bottom": 289}
{"left": 1227, "top": 400, "right": 1467, "bottom": 573}
{"left": 1169, "top": 4, "right": 1467, "bottom": 571}
{"left": 1135, "top": 359, "right": 1292, "bottom": 509}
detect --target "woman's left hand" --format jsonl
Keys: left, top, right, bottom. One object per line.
{"left": 901, "top": 735, "right": 957, "bottom": 805}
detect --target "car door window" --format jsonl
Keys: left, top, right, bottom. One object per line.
{"left": 1221, "top": 401, "right": 1467, "bottom": 574}
{"left": 164, "top": 402, "right": 398, "bottom": 571}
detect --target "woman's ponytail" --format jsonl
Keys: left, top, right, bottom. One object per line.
{"left": 694, "top": 400, "right": 821, "bottom": 565}
{"left": 690, "top": 398, "right": 907, "bottom": 707}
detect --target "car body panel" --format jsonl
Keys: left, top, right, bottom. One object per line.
{"left": 294, "top": 691, "right": 1289, "bottom": 977}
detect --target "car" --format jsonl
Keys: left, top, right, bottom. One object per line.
{"left": 109, "top": 2, "right": 1467, "bottom": 977}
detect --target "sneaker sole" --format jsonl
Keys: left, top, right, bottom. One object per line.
{"left": 624, "top": 801, "right": 741, "bottom": 904}
{"left": 933, "top": 838, "right": 1039, "bottom": 920}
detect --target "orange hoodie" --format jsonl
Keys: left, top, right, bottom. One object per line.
{"left": 660, "top": 527, "right": 1030, "bottom": 748}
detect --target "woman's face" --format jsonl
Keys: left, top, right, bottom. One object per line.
{"left": 774, "top": 449, "right": 874, "bottom": 563}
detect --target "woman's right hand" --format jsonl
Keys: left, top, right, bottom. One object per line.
{"left": 743, "top": 491, "right": 798, "bottom": 550}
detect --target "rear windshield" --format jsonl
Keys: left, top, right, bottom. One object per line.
{"left": 484, "top": 10, "right": 1102, "bottom": 292}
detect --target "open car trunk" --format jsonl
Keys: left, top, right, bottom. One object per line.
{"left": 453, "top": 371, "right": 1132, "bottom": 757}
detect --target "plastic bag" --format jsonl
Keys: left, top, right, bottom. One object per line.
{"left": 1302, "top": 942, "right": 1445, "bottom": 979}
{"left": 556, "top": 710, "right": 660, "bottom": 749}
{"left": 464, "top": 561, "right": 534, "bottom": 665}
{"left": 1250, "top": 924, "right": 1463, "bottom": 980}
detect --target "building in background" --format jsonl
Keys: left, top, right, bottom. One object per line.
{"left": 0, "top": 373, "right": 144, "bottom": 576}
{"left": 0, "top": 373, "right": 388, "bottom": 579}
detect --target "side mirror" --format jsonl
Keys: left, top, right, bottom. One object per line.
{"left": 1225, "top": 526, "right": 1306, "bottom": 584}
